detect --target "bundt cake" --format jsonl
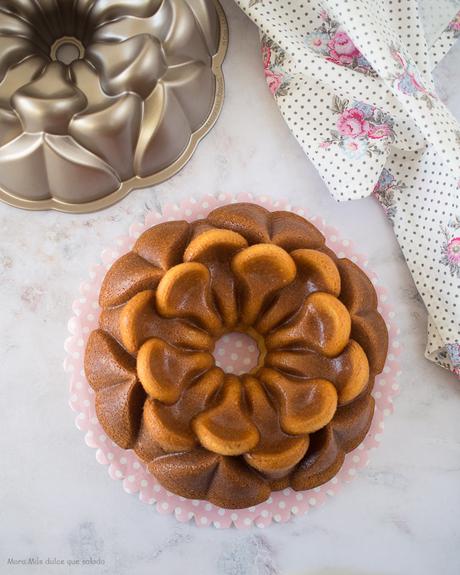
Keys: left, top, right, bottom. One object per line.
{"left": 85, "top": 203, "right": 388, "bottom": 509}
{"left": 0, "top": 0, "right": 226, "bottom": 211}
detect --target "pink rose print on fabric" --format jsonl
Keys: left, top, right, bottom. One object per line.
{"left": 387, "top": 44, "right": 436, "bottom": 108}
{"left": 336, "top": 108, "right": 369, "bottom": 138}
{"left": 447, "top": 11, "right": 460, "bottom": 38}
{"left": 262, "top": 44, "right": 271, "bottom": 69}
{"left": 441, "top": 216, "right": 460, "bottom": 278}
{"left": 320, "top": 97, "right": 395, "bottom": 159}
{"left": 341, "top": 137, "right": 368, "bottom": 159}
{"left": 265, "top": 69, "right": 283, "bottom": 95}
{"left": 307, "top": 33, "right": 329, "bottom": 52}
{"left": 372, "top": 168, "right": 406, "bottom": 222}
{"left": 305, "top": 11, "right": 377, "bottom": 77}
{"left": 445, "top": 344, "right": 460, "bottom": 378}
{"left": 261, "top": 35, "right": 290, "bottom": 97}
{"left": 368, "top": 124, "right": 393, "bottom": 139}
{"left": 328, "top": 31, "right": 360, "bottom": 66}
{"left": 446, "top": 237, "right": 460, "bottom": 264}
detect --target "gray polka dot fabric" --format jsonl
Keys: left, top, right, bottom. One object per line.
{"left": 238, "top": 0, "right": 460, "bottom": 377}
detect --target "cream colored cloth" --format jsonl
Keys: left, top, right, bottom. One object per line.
{"left": 236, "top": 0, "right": 460, "bottom": 377}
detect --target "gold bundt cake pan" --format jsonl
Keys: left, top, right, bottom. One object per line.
{"left": 84, "top": 203, "right": 389, "bottom": 509}
{"left": 0, "top": 0, "right": 227, "bottom": 213}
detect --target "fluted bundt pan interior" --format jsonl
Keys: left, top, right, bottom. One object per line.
{"left": 0, "top": 0, "right": 227, "bottom": 212}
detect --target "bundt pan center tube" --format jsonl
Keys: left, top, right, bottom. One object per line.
{"left": 0, "top": 0, "right": 227, "bottom": 212}
{"left": 84, "top": 203, "right": 389, "bottom": 509}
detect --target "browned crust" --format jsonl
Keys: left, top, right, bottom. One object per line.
{"left": 84, "top": 203, "right": 388, "bottom": 508}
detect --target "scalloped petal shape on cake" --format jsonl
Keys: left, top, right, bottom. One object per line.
{"left": 243, "top": 376, "right": 310, "bottom": 478}
{"left": 193, "top": 375, "right": 260, "bottom": 456}
{"left": 265, "top": 292, "right": 352, "bottom": 358}
{"left": 232, "top": 244, "right": 297, "bottom": 326}
{"left": 142, "top": 367, "right": 224, "bottom": 452}
{"left": 137, "top": 337, "right": 214, "bottom": 403}
{"left": 99, "top": 252, "right": 164, "bottom": 308}
{"left": 118, "top": 290, "right": 214, "bottom": 354}
{"left": 255, "top": 249, "right": 341, "bottom": 334}
{"left": 156, "top": 262, "right": 222, "bottom": 334}
{"left": 258, "top": 368, "right": 338, "bottom": 435}
{"left": 134, "top": 220, "right": 191, "bottom": 269}
{"left": 184, "top": 229, "right": 248, "bottom": 327}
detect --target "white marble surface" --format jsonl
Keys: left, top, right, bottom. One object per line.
{"left": 1, "top": 2, "right": 460, "bottom": 574}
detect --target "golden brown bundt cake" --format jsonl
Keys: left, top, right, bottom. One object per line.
{"left": 84, "top": 203, "right": 388, "bottom": 508}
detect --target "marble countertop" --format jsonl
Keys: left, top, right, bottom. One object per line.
{"left": 1, "top": 2, "right": 459, "bottom": 574}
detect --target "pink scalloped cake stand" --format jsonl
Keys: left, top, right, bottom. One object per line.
{"left": 64, "top": 192, "right": 401, "bottom": 528}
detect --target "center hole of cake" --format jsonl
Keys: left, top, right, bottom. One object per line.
{"left": 213, "top": 332, "right": 262, "bottom": 375}
{"left": 51, "top": 37, "right": 85, "bottom": 64}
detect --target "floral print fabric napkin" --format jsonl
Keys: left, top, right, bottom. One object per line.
{"left": 236, "top": 0, "right": 460, "bottom": 378}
